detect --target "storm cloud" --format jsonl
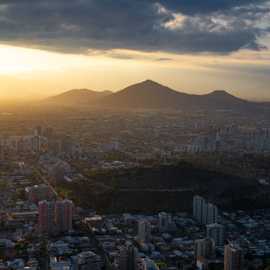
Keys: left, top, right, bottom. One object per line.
{"left": 0, "top": 0, "right": 269, "bottom": 54}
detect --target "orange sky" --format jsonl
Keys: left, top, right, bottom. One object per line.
{"left": 0, "top": 44, "right": 270, "bottom": 101}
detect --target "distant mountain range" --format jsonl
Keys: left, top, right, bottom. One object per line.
{"left": 45, "top": 80, "right": 266, "bottom": 111}
{"left": 46, "top": 89, "right": 112, "bottom": 105}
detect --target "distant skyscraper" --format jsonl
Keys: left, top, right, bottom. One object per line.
{"left": 119, "top": 244, "right": 138, "bottom": 270}
{"left": 206, "top": 203, "right": 218, "bottom": 224}
{"left": 202, "top": 199, "right": 209, "bottom": 225}
{"left": 34, "top": 126, "right": 43, "bottom": 136}
{"left": 193, "top": 195, "right": 204, "bottom": 223}
{"left": 32, "top": 135, "right": 41, "bottom": 153}
{"left": 224, "top": 243, "right": 244, "bottom": 270}
{"left": 38, "top": 199, "right": 74, "bottom": 235}
{"left": 55, "top": 199, "right": 74, "bottom": 233}
{"left": 206, "top": 223, "right": 225, "bottom": 247}
{"left": 194, "top": 238, "right": 215, "bottom": 261}
{"left": 193, "top": 196, "right": 218, "bottom": 225}
{"left": 0, "top": 139, "right": 4, "bottom": 160}
{"left": 61, "top": 135, "right": 73, "bottom": 154}
{"left": 137, "top": 219, "right": 151, "bottom": 243}
{"left": 43, "top": 127, "right": 54, "bottom": 138}
{"left": 38, "top": 200, "right": 55, "bottom": 234}
{"left": 158, "top": 212, "right": 171, "bottom": 232}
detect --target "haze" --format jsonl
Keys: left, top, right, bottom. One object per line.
{"left": 0, "top": 1, "right": 270, "bottom": 101}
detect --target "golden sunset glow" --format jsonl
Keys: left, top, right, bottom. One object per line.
{"left": 0, "top": 43, "right": 270, "bottom": 101}
{"left": 1, "top": 1, "right": 270, "bottom": 261}
{"left": 0, "top": 0, "right": 269, "bottom": 101}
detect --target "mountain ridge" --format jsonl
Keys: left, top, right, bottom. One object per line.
{"left": 100, "top": 80, "right": 248, "bottom": 110}
{"left": 44, "top": 80, "right": 262, "bottom": 111}
{"left": 45, "top": 88, "right": 112, "bottom": 105}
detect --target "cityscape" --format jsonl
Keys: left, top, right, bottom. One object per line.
{"left": 1, "top": 0, "right": 270, "bottom": 270}
{"left": 0, "top": 116, "right": 269, "bottom": 270}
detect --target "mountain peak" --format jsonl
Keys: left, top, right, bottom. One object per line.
{"left": 130, "top": 80, "right": 177, "bottom": 93}
{"left": 139, "top": 79, "right": 163, "bottom": 87}
{"left": 207, "top": 90, "right": 239, "bottom": 100}
{"left": 142, "top": 79, "right": 157, "bottom": 84}
{"left": 44, "top": 80, "right": 253, "bottom": 110}
{"left": 210, "top": 90, "right": 230, "bottom": 95}
{"left": 205, "top": 89, "right": 245, "bottom": 104}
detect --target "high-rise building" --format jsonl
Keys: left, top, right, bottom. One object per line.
{"left": 193, "top": 196, "right": 218, "bottom": 225}
{"left": 194, "top": 238, "right": 215, "bottom": 261}
{"left": 137, "top": 219, "right": 151, "bottom": 243}
{"left": 34, "top": 126, "right": 43, "bottom": 136}
{"left": 158, "top": 212, "right": 171, "bottom": 232}
{"left": 61, "top": 135, "right": 73, "bottom": 154}
{"left": 55, "top": 199, "right": 74, "bottom": 233}
{"left": 202, "top": 199, "right": 209, "bottom": 225}
{"left": 206, "top": 203, "right": 218, "bottom": 225}
{"left": 38, "top": 200, "right": 55, "bottom": 234}
{"left": 206, "top": 223, "right": 225, "bottom": 247}
{"left": 43, "top": 127, "right": 54, "bottom": 138}
{"left": 119, "top": 244, "right": 138, "bottom": 270}
{"left": 32, "top": 135, "right": 41, "bottom": 153}
{"left": 0, "top": 139, "right": 4, "bottom": 160}
{"left": 224, "top": 243, "right": 244, "bottom": 270}
{"left": 38, "top": 199, "right": 74, "bottom": 235}
{"left": 193, "top": 196, "right": 204, "bottom": 223}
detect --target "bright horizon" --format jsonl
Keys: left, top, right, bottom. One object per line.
{"left": 0, "top": 1, "right": 270, "bottom": 102}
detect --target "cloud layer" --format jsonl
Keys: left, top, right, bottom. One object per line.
{"left": 0, "top": 0, "right": 269, "bottom": 54}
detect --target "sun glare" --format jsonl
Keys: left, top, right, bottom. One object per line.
{"left": 0, "top": 45, "right": 101, "bottom": 76}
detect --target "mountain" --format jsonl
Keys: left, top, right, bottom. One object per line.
{"left": 45, "top": 89, "right": 112, "bottom": 105}
{"left": 44, "top": 80, "right": 265, "bottom": 111}
{"left": 100, "top": 80, "right": 249, "bottom": 110}
{"left": 101, "top": 80, "right": 192, "bottom": 109}
{"left": 194, "top": 89, "right": 250, "bottom": 110}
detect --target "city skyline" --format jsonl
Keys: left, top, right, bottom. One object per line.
{"left": 1, "top": 2, "right": 270, "bottom": 268}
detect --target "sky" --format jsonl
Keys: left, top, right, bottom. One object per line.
{"left": 0, "top": 0, "right": 270, "bottom": 101}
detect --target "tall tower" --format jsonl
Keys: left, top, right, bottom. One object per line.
{"left": 193, "top": 195, "right": 204, "bottom": 223}
{"left": 55, "top": 199, "right": 73, "bottom": 233}
{"left": 207, "top": 203, "right": 218, "bottom": 224}
{"left": 38, "top": 201, "right": 55, "bottom": 234}
{"left": 119, "top": 244, "right": 138, "bottom": 270}
{"left": 194, "top": 238, "right": 215, "bottom": 261}
{"left": 224, "top": 243, "right": 244, "bottom": 270}
{"left": 158, "top": 212, "right": 171, "bottom": 232}
{"left": 193, "top": 195, "right": 218, "bottom": 225}
{"left": 137, "top": 219, "right": 151, "bottom": 243}
{"left": 0, "top": 138, "right": 4, "bottom": 160}
{"left": 206, "top": 223, "right": 225, "bottom": 247}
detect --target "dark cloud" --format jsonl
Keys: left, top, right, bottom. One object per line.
{"left": 153, "top": 0, "right": 269, "bottom": 14}
{"left": 0, "top": 0, "right": 269, "bottom": 54}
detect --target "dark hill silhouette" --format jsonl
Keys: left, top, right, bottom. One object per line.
{"left": 46, "top": 89, "right": 112, "bottom": 105}
{"left": 100, "top": 80, "right": 249, "bottom": 110}
{"left": 203, "top": 89, "right": 247, "bottom": 104}
{"left": 45, "top": 80, "right": 266, "bottom": 111}
{"left": 101, "top": 80, "right": 193, "bottom": 109}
